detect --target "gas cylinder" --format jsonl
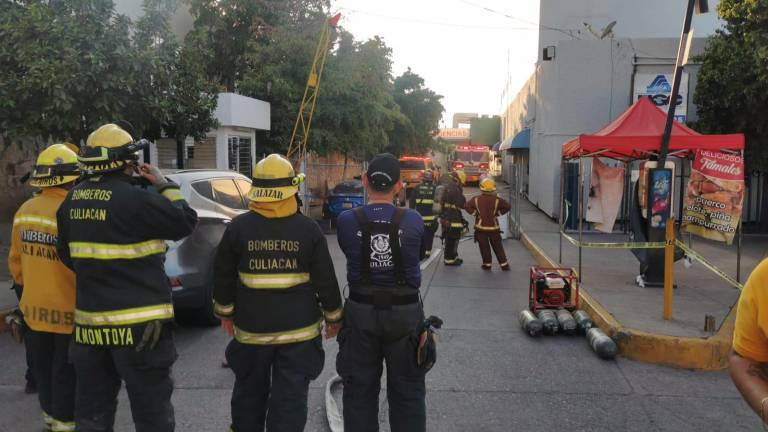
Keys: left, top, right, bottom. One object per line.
{"left": 536, "top": 309, "right": 559, "bottom": 335}
{"left": 519, "top": 310, "right": 543, "bottom": 337}
{"left": 555, "top": 309, "right": 577, "bottom": 335}
{"left": 586, "top": 327, "right": 617, "bottom": 360}
{"left": 572, "top": 310, "right": 594, "bottom": 333}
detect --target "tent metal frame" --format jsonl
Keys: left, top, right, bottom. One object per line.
{"left": 558, "top": 149, "right": 745, "bottom": 285}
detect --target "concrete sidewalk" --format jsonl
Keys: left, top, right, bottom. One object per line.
{"left": 518, "top": 198, "right": 765, "bottom": 338}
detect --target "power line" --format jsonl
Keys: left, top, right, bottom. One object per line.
{"left": 454, "top": 0, "right": 579, "bottom": 39}
{"left": 337, "top": 7, "right": 539, "bottom": 31}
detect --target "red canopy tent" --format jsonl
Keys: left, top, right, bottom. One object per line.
{"left": 562, "top": 97, "right": 744, "bottom": 160}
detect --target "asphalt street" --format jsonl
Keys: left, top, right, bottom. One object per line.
{"left": 0, "top": 188, "right": 761, "bottom": 431}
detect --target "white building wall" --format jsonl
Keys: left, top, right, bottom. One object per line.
{"left": 538, "top": 0, "right": 724, "bottom": 53}
{"left": 509, "top": 36, "right": 713, "bottom": 217}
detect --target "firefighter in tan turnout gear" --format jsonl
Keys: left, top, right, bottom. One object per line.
{"left": 466, "top": 177, "right": 511, "bottom": 270}
{"left": 8, "top": 144, "right": 80, "bottom": 432}
{"left": 213, "top": 153, "right": 343, "bottom": 432}
{"left": 56, "top": 124, "right": 198, "bottom": 432}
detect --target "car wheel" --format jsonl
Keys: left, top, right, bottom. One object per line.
{"left": 195, "top": 258, "right": 220, "bottom": 326}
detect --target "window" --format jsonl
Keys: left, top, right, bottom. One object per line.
{"left": 191, "top": 180, "right": 214, "bottom": 201}
{"left": 192, "top": 179, "right": 248, "bottom": 210}
{"left": 332, "top": 181, "right": 363, "bottom": 195}
{"left": 234, "top": 179, "right": 253, "bottom": 198}
{"left": 472, "top": 152, "right": 489, "bottom": 163}
{"left": 228, "top": 136, "right": 253, "bottom": 177}
{"left": 455, "top": 151, "right": 472, "bottom": 162}
{"left": 212, "top": 179, "right": 248, "bottom": 210}
{"left": 399, "top": 160, "right": 426, "bottom": 170}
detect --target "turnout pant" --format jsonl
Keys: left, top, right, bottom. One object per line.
{"left": 475, "top": 230, "right": 508, "bottom": 267}
{"left": 25, "top": 329, "right": 75, "bottom": 431}
{"left": 225, "top": 336, "right": 325, "bottom": 432}
{"left": 69, "top": 325, "right": 177, "bottom": 432}
{"left": 442, "top": 226, "right": 462, "bottom": 263}
{"left": 337, "top": 300, "right": 426, "bottom": 432}
{"left": 422, "top": 220, "right": 437, "bottom": 256}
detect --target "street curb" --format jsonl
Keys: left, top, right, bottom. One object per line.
{"left": 520, "top": 230, "right": 734, "bottom": 370}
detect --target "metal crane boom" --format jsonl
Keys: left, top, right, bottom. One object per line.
{"left": 286, "top": 13, "right": 341, "bottom": 161}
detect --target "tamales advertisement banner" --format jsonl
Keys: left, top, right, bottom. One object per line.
{"left": 681, "top": 150, "right": 744, "bottom": 244}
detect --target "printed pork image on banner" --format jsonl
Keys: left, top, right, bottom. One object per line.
{"left": 681, "top": 150, "right": 745, "bottom": 244}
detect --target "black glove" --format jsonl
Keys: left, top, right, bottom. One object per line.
{"left": 5, "top": 309, "right": 26, "bottom": 344}
{"left": 135, "top": 320, "right": 163, "bottom": 352}
{"left": 416, "top": 316, "right": 443, "bottom": 373}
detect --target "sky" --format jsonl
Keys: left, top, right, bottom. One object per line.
{"left": 331, "top": 0, "right": 541, "bottom": 127}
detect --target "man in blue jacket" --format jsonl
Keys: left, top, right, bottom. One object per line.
{"left": 336, "top": 153, "right": 427, "bottom": 432}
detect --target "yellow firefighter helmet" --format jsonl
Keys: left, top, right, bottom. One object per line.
{"left": 480, "top": 177, "right": 496, "bottom": 192}
{"left": 29, "top": 144, "right": 80, "bottom": 188}
{"left": 79, "top": 123, "right": 136, "bottom": 173}
{"left": 247, "top": 154, "right": 305, "bottom": 202}
{"left": 452, "top": 170, "right": 467, "bottom": 186}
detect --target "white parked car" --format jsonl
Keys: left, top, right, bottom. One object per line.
{"left": 163, "top": 169, "right": 252, "bottom": 324}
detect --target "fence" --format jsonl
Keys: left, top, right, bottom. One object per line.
{"left": 299, "top": 158, "right": 365, "bottom": 219}
{"left": 506, "top": 164, "right": 523, "bottom": 240}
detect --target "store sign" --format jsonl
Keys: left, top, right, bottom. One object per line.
{"left": 437, "top": 128, "right": 470, "bottom": 140}
{"left": 633, "top": 73, "right": 689, "bottom": 123}
{"left": 681, "top": 150, "right": 745, "bottom": 244}
{"left": 649, "top": 168, "right": 673, "bottom": 229}
{"left": 638, "top": 160, "right": 675, "bottom": 218}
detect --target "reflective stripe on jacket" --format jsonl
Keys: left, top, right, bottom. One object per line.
{"left": 9, "top": 187, "right": 76, "bottom": 334}
{"left": 56, "top": 173, "right": 198, "bottom": 336}
{"left": 213, "top": 210, "right": 343, "bottom": 345}
{"left": 466, "top": 193, "right": 511, "bottom": 232}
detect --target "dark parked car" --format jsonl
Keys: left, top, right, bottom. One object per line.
{"left": 163, "top": 170, "right": 251, "bottom": 324}
{"left": 322, "top": 180, "right": 364, "bottom": 224}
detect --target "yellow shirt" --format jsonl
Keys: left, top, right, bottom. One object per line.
{"left": 8, "top": 187, "right": 76, "bottom": 334}
{"left": 734, "top": 258, "right": 768, "bottom": 362}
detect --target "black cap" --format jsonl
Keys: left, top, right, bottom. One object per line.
{"left": 366, "top": 153, "right": 400, "bottom": 191}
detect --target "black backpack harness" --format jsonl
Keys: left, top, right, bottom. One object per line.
{"left": 349, "top": 207, "right": 419, "bottom": 309}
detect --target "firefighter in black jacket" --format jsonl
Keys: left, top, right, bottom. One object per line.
{"left": 56, "top": 124, "right": 198, "bottom": 432}
{"left": 440, "top": 170, "right": 466, "bottom": 266}
{"left": 213, "top": 154, "right": 343, "bottom": 432}
{"left": 409, "top": 170, "right": 438, "bottom": 257}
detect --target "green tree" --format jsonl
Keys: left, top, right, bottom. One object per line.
{"left": 311, "top": 34, "right": 403, "bottom": 159}
{"left": 185, "top": 0, "right": 329, "bottom": 92}
{"left": 694, "top": 0, "right": 768, "bottom": 171}
{"left": 388, "top": 68, "right": 444, "bottom": 156}
{"left": 0, "top": 0, "right": 218, "bottom": 162}
{"left": 0, "top": 0, "right": 136, "bottom": 143}
{"left": 131, "top": 1, "right": 219, "bottom": 167}
{"left": 694, "top": 0, "right": 768, "bottom": 229}
{"left": 239, "top": 15, "right": 400, "bottom": 160}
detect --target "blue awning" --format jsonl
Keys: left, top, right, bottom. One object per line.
{"left": 491, "top": 141, "right": 501, "bottom": 151}
{"left": 499, "top": 128, "right": 530, "bottom": 151}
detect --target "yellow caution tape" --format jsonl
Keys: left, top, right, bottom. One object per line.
{"left": 561, "top": 232, "right": 665, "bottom": 249}
{"left": 674, "top": 240, "right": 743, "bottom": 291}
{"left": 559, "top": 232, "right": 743, "bottom": 290}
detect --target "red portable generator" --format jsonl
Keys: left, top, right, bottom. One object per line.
{"left": 529, "top": 267, "right": 579, "bottom": 312}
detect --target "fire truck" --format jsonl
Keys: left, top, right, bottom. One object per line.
{"left": 451, "top": 144, "right": 491, "bottom": 184}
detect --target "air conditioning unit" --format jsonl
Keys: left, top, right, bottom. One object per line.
{"left": 542, "top": 46, "right": 555, "bottom": 61}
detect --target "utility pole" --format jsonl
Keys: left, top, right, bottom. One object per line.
{"left": 644, "top": 0, "right": 708, "bottom": 287}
